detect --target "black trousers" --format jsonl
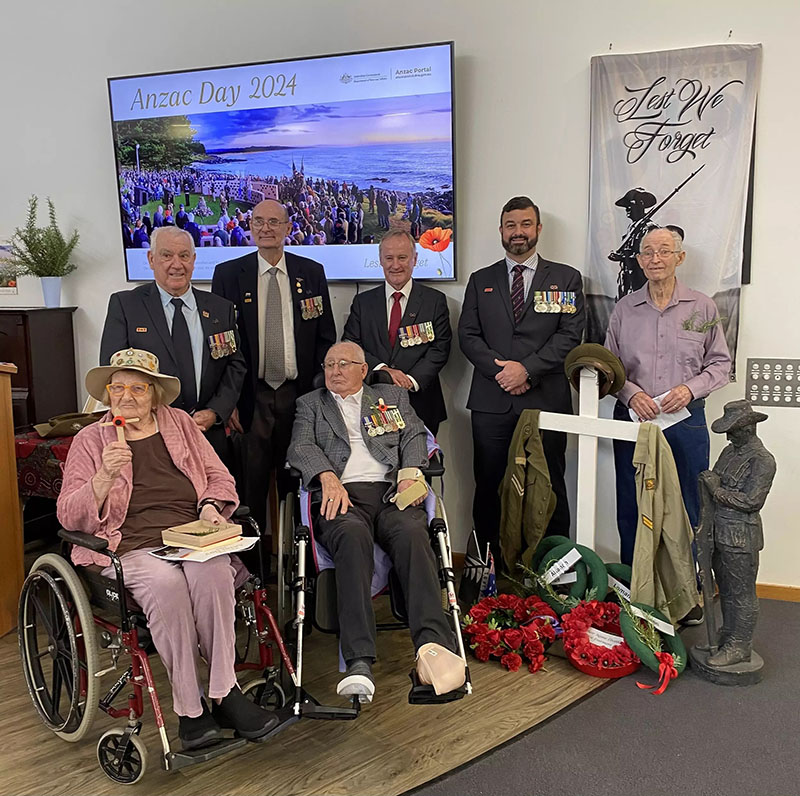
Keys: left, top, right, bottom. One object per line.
{"left": 203, "top": 424, "right": 230, "bottom": 470}
{"left": 315, "top": 482, "right": 453, "bottom": 663}
{"left": 244, "top": 380, "right": 298, "bottom": 534}
{"left": 471, "top": 409, "right": 570, "bottom": 568}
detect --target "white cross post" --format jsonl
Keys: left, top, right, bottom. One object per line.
{"left": 537, "top": 366, "right": 640, "bottom": 549}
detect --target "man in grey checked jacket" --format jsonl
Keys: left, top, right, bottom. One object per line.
{"left": 288, "top": 342, "right": 457, "bottom": 702}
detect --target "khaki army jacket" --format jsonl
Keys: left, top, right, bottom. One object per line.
{"left": 629, "top": 422, "right": 697, "bottom": 623}
{"left": 499, "top": 409, "right": 557, "bottom": 573}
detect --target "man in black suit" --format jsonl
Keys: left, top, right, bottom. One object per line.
{"left": 211, "top": 198, "right": 336, "bottom": 533}
{"left": 342, "top": 229, "right": 450, "bottom": 435}
{"left": 458, "top": 196, "right": 585, "bottom": 565}
{"left": 100, "top": 226, "right": 246, "bottom": 461}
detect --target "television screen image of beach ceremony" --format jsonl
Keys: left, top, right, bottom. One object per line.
{"left": 108, "top": 42, "right": 455, "bottom": 281}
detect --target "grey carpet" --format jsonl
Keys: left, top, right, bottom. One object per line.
{"left": 409, "top": 599, "right": 799, "bottom": 796}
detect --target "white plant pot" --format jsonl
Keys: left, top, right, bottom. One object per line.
{"left": 41, "top": 276, "right": 62, "bottom": 308}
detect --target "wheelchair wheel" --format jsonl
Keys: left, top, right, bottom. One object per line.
{"left": 241, "top": 677, "right": 286, "bottom": 709}
{"left": 97, "top": 729, "right": 147, "bottom": 785}
{"left": 18, "top": 554, "right": 100, "bottom": 742}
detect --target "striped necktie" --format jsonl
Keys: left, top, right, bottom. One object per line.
{"left": 511, "top": 263, "right": 526, "bottom": 323}
{"left": 170, "top": 297, "right": 197, "bottom": 409}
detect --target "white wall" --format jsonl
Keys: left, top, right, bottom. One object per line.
{"left": 2, "top": 0, "right": 798, "bottom": 586}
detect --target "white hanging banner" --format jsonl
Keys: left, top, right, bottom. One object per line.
{"left": 584, "top": 43, "right": 762, "bottom": 367}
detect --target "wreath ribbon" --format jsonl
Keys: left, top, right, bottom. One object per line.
{"left": 636, "top": 651, "right": 678, "bottom": 695}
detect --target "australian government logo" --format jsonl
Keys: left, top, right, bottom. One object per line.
{"left": 339, "top": 73, "right": 352, "bottom": 84}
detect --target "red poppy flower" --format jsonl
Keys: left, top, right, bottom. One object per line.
{"left": 502, "top": 629, "right": 525, "bottom": 651}
{"left": 469, "top": 604, "right": 491, "bottom": 622}
{"left": 496, "top": 594, "right": 521, "bottom": 610}
{"left": 419, "top": 226, "right": 453, "bottom": 252}
{"left": 473, "top": 643, "right": 493, "bottom": 662}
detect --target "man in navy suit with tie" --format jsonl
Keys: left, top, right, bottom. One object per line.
{"left": 343, "top": 229, "right": 451, "bottom": 435}
{"left": 458, "top": 196, "right": 585, "bottom": 565}
{"left": 100, "top": 226, "right": 246, "bottom": 463}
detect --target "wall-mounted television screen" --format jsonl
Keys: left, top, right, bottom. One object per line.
{"left": 108, "top": 42, "right": 455, "bottom": 282}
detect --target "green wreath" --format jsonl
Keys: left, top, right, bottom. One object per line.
{"left": 525, "top": 535, "right": 573, "bottom": 571}
{"left": 605, "top": 562, "right": 632, "bottom": 602}
{"left": 619, "top": 601, "right": 686, "bottom": 694}
{"left": 536, "top": 543, "right": 608, "bottom": 615}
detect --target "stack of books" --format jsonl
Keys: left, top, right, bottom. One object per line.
{"left": 161, "top": 520, "right": 242, "bottom": 550}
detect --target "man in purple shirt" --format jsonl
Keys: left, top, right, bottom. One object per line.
{"left": 605, "top": 228, "right": 731, "bottom": 577}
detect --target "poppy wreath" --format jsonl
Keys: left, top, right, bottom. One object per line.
{"left": 462, "top": 593, "right": 559, "bottom": 673}
{"left": 561, "top": 600, "right": 640, "bottom": 678}
{"left": 533, "top": 543, "right": 608, "bottom": 617}
{"left": 619, "top": 601, "right": 687, "bottom": 695}
{"left": 604, "top": 562, "right": 633, "bottom": 603}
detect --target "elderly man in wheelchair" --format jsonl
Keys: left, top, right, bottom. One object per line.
{"left": 54, "top": 349, "right": 278, "bottom": 750}
{"left": 287, "top": 341, "right": 467, "bottom": 703}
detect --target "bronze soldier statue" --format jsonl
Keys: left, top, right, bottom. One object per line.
{"left": 696, "top": 400, "right": 776, "bottom": 673}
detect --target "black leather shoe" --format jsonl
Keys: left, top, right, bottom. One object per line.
{"left": 212, "top": 687, "right": 280, "bottom": 740}
{"left": 178, "top": 700, "right": 222, "bottom": 750}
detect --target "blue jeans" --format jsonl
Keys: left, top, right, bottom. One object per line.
{"left": 612, "top": 399, "right": 709, "bottom": 566}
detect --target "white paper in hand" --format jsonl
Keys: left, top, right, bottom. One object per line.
{"left": 629, "top": 391, "right": 691, "bottom": 431}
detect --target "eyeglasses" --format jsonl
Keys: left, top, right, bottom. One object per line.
{"left": 106, "top": 382, "right": 151, "bottom": 397}
{"left": 639, "top": 249, "right": 678, "bottom": 260}
{"left": 251, "top": 217, "right": 287, "bottom": 229}
{"left": 321, "top": 359, "right": 365, "bottom": 371}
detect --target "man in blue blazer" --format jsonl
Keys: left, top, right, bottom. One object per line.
{"left": 458, "top": 196, "right": 585, "bottom": 566}
{"left": 211, "top": 199, "right": 336, "bottom": 533}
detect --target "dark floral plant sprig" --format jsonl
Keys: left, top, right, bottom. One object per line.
{"left": 681, "top": 310, "right": 727, "bottom": 334}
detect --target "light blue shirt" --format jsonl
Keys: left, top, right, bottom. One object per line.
{"left": 156, "top": 283, "right": 203, "bottom": 401}
{"left": 505, "top": 252, "right": 539, "bottom": 302}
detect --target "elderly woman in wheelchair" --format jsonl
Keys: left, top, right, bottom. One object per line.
{"left": 55, "top": 348, "right": 277, "bottom": 750}
{"left": 287, "top": 342, "right": 467, "bottom": 703}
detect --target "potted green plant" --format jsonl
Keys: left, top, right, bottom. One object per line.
{"left": 0, "top": 196, "right": 80, "bottom": 308}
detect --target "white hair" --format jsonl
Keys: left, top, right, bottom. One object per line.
{"left": 150, "top": 226, "right": 194, "bottom": 253}
{"left": 640, "top": 227, "right": 683, "bottom": 254}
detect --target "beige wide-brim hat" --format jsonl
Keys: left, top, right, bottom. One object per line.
{"left": 564, "top": 343, "right": 626, "bottom": 398}
{"left": 85, "top": 348, "right": 181, "bottom": 405}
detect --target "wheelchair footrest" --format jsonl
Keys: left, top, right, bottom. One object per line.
{"left": 295, "top": 689, "right": 361, "bottom": 720}
{"left": 246, "top": 708, "right": 300, "bottom": 742}
{"left": 407, "top": 671, "right": 467, "bottom": 705}
{"left": 166, "top": 737, "right": 248, "bottom": 772}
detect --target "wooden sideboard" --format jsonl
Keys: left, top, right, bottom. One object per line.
{"left": 0, "top": 362, "right": 24, "bottom": 635}
{"left": 0, "top": 308, "right": 78, "bottom": 428}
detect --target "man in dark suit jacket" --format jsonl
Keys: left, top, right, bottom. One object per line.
{"left": 211, "top": 199, "right": 336, "bottom": 533}
{"left": 287, "top": 342, "right": 460, "bottom": 702}
{"left": 459, "top": 196, "right": 585, "bottom": 566}
{"left": 343, "top": 229, "right": 450, "bottom": 435}
{"left": 100, "top": 226, "right": 246, "bottom": 462}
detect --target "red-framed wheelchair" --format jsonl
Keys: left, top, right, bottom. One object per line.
{"left": 17, "top": 507, "right": 359, "bottom": 785}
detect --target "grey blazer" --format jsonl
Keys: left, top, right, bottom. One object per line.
{"left": 287, "top": 383, "right": 428, "bottom": 497}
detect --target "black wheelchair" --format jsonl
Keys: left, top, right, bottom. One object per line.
{"left": 275, "top": 376, "right": 472, "bottom": 705}
{"left": 17, "top": 507, "right": 359, "bottom": 785}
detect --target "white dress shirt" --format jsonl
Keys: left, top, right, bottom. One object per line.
{"left": 505, "top": 251, "right": 539, "bottom": 301}
{"left": 156, "top": 283, "right": 203, "bottom": 400}
{"left": 375, "top": 279, "right": 419, "bottom": 392}
{"left": 332, "top": 388, "right": 392, "bottom": 484}
{"left": 257, "top": 252, "right": 297, "bottom": 381}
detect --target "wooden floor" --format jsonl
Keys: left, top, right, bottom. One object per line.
{"left": 1, "top": 600, "right": 604, "bottom": 796}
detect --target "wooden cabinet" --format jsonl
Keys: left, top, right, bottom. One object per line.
{"left": 0, "top": 363, "right": 24, "bottom": 635}
{"left": 0, "top": 308, "right": 78, "bottom": 428}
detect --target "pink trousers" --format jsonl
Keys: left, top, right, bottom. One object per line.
{"left": 102, "top": 549, "right": 237, "bottom": 717}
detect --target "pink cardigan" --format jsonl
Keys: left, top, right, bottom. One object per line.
{"left": 57, "top": 405, "right": 239, "bottom": 566}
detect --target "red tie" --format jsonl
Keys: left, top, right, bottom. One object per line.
{"left": 388, "top": 291, "right": 403, "bottom": 347}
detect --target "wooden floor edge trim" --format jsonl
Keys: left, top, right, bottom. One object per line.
{"left": 756, "top": 583, "right": 800, "bottom": 602}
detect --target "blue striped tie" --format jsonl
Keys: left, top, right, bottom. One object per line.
{"left": 511, "top": 264, "right": 526, "bottom": 323}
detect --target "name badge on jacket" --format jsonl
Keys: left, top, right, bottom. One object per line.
{"left": 300, "top": 296, "right": 323, "bottom": 320}
{"left": 208, "top": 330, "right": 237, "bottom": 359}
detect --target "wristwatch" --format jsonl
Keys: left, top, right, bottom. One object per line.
{"left": 199, "top": 498, "right": 223, "bottom": 512}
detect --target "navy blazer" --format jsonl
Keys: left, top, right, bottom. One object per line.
{"left": 99, "top": 282, "right": 246, "bottom": 422}
{"left": 211, "top": 250, "right": 337, "bottom": 429}
{"left": 458, "top": 257, "right": 585, "bottom": 414}
{"left": 342, "top": 281, "right": 450, "bottom": 430}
